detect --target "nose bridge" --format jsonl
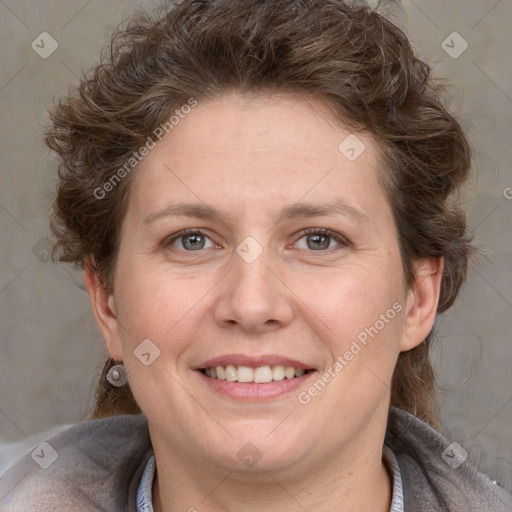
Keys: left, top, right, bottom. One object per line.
{"left": 213, "top": 241, "right": 293, "bottom": 332}
{"left": 234, "top": 248, "right": 271, "bottom": 296}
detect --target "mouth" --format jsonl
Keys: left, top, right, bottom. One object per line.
{"left": 195, "top": 355, "right": 317, "bottom": 400}
{"left": 200, "top": 364, "right": 312, "bottom": 383}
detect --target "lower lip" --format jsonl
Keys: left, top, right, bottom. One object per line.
{"left": 196, "top": 370, "right": 315, "bottom": 400}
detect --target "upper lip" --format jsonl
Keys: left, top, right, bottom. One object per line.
{"left": 197, "top": 354, "right": 314, "bottom": 370}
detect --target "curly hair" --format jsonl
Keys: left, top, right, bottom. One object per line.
{"left": 46, "top": 0, "right": 473, "bottom": 428}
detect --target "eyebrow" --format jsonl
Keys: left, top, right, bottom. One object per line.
{"left": 279, "top": 200, "right": 368, "bottom": 223}
{"left": 143, "top": 198, "right": 368, "bottom": 226}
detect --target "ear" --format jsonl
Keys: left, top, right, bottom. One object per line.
{"left": 84, "top": 259, "right": 124, "bottom": 361}
{"left": 400, "top": 257, "right": 444, "bottom": 352}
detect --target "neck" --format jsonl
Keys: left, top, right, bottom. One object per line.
{"left": 151, "top": 440, "right": 392, "bottom": 512}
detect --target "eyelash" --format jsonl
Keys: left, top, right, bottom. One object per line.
{"left": 163, "top": 227, "right": 350, "bottom": 253}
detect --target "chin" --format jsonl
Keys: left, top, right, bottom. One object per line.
{"left": 203, "top": 421, "right": 311, "bottom": 473}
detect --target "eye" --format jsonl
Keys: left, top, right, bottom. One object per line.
{"left": 164, "top": 230, "right": 217, "bottom": 251}
{"left": 294, "top": 228, "right": 349, "bottom": 252}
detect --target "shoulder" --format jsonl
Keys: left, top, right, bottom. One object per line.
{"left": 0, "top": 414, "right": 152, "bottom": 512}
{"left": 385, "top": 407, "right": 512, "bottom": 512}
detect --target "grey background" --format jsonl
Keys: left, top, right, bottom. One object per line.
{"left": 1, "top": 0, "right": 511, "bottom": 488}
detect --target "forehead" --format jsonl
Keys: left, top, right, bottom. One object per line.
{"left": 127, "top": 92, "right": 390, "bottom": 224}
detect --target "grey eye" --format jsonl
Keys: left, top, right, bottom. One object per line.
{"left": 294, "top": 228, "right": 349, "bottom": 252}
{"left": 164, "top": 230, "right": 218, "bottom": 252}
{"left": 180, "top": 233, "right": 207, "bottom": 250}
{"left": 306, "top": 233, "right": 332, "bottom": 250}
{"left": 175, "top": 233, "right": 207, "bottom": 251}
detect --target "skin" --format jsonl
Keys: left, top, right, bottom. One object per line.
{"left": 86, "top": 92, "right": 443, "bottom": 512}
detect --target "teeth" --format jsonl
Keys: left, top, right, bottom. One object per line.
{"left": 285, "top": 366, "right": 295, "bottom": 379}
{"left": 237, "top": 366, "right": 254, "bottom": 383}
{"left": 272, "top": 365, "right": 285, "bottom": 380}
{"left": 225, "top": 364, "right": 237, "bottom": 381}
{"left": 216, "top": 366, "right": 225, "bottom": 380}
{"left": 203, "top": 364, "right": 308, "bottom": 383}
{"left": 254, "top": 366, "right": 272, "bottom": 383}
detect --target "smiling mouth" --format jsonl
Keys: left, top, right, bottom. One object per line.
{"left": 200, "top": 364, "right": 312, "bottom": 383}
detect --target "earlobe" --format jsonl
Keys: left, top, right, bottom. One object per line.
{"left": 84, "top": 260, "right": 124, "bottom": 361}
{"left": 400, "top": 258, "right": 444, "bottom": 352}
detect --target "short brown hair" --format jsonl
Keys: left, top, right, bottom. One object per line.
{"left": 46, "top": 0, "right": 473, "bottom": 428}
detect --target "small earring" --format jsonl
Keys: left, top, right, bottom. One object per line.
{"left": 106, "top": 363, "right": 127, "bottom": 387}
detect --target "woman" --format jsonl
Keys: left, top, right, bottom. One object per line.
{"left": 0, "top": 0, "right": 510, "bottom": 510}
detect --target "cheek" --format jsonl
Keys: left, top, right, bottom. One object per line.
{"left": 113, "top": 256, "right": 224, "bottom": 357}
{"left": 306, "top": 282, "right": 405, "bottom": 414}
{"left": 294, "top": 261, "right": 405, "bottom": 337}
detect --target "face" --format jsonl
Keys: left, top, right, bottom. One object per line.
{"left": 88, "top": 92, "right": 440, "bottom": 476}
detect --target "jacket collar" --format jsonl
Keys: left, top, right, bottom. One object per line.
{"left": 1, "top": 408, "right": 510, "bottom": 511}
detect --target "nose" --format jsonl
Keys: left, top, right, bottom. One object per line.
{"left": 213, "top": 247, "right": 294, "bottom": 334}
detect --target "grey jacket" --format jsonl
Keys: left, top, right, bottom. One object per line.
{"left": 0, "top": 407, "right": 510, "bottom": 511}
